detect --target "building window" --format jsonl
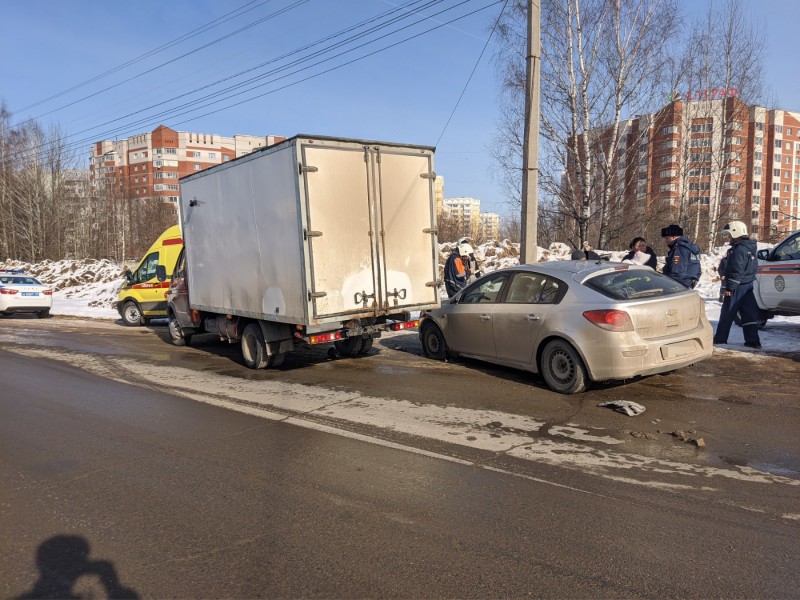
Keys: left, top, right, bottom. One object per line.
{"left": 788, "top": 128, "right": 793, "bottom": 136}
{"left": 753, "top": 181, "right": 761, "bottom": 190}
{"left": 786, "top": 156, "right": 792, "bottom": 164}
{"left": 773, "top": 183, "right": 780, "bottom": 191}
{"left": 752, "top": 195, "right": 760, "bottom": 205}
{"left": 208, "top": 152, "right": 217, "bottom": 159}
{"left": 662, "top": 126, "right": 678, "bottom": 135}
{"left": 754, "top": 151, "right": 763, "bottom": 161}
{"left": 775, "top": 140, "right": 783, "bottom": 148}
{"left": 772, "top": 197, "right": 779, "bottom": 206}
{"left": 194, "top": 164, "right": 201, "bottom": 171}
{"left": 772, "top": 211, "right": 779, "bottom": 220}
{"left": 775, "top": 154, "right": 782, "bottom": 163}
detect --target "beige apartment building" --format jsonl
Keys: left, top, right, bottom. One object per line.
{"left": 90, "top": 125, "right": 283, "bottom": 204}
{"left": 570, "top": 94, "right": 800, "bottom": 247}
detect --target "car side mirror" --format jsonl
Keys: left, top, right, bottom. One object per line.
{"left": 757, "top": 249, "right": 770, "bottom": 261}
{"left": 156, "top": 265, "right": 167, "bottom": 282}
{"left": 125, "top": 271, "right": 133, "bottom": 284}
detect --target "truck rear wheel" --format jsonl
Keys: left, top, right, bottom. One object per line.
{"left": 334, "top": 336, "right": 372, "bottom": 356}
{"left": 241, "top": 323, "right": 285, "bottom": 369}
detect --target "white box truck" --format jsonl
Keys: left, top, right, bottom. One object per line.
{"left": 166, "top": 135, "right": 440, "bottom": 368}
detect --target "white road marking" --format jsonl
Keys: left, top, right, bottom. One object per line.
{"left": 5, "top": 345, "right": 799, "bottom": 492}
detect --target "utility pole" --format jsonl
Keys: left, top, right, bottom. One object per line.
{"left": 520, "top": 0, "right": 540, "bottom": 264}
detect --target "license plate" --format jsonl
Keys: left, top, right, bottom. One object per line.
{"left": 21, "top": 292, "right": 38, "bottom": 296}
{"left": 660, "top": 340, "right": 698, "bottom": 359}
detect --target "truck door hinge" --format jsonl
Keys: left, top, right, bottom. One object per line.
{"left": 308, "top": 291, "right": 327, "bottom": 301}
{"left": 303, "top": 229, "right": 323, "bottom": 240}
{"left": 300, "top": 164, "right": 318, "bottom": 174}
{"left": 420, "top": 171, "right": 437, "bottom": 180}
{"left": 423, "top": 227, "right": 438, "bottom": 234}
{"left": 426, "top": 280, "right": 441, "bottom": 287}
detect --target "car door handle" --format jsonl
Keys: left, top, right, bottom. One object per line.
{"left": 527, "top": 315, "right": 541, "bottom": 321}
{"left": 479, "top": 314, "right": 491, "bottom": 321}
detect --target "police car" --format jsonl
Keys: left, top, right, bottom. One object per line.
{"left": 0, "top": 269, "right": 53, "bottom": 318}
{"left": 746, "top": 230, "right": 800, "bottom": 326}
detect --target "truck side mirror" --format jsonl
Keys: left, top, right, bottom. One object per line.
{"left": 156, "top": 265, "right": 167, "bottom": 281}
{"left": 757, "top": 249, "right": 770, "bottom": 261}
{"left": 125, "top": 270, "right": 133, "bottom": 284}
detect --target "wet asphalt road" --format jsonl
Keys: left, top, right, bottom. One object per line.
{"left": 1, "top": 315, "right": 799, "bottom": 598}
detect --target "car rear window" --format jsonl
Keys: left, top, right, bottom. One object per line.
{"left": 1, "top": 276, "right": 41, "bottom": 285}
{"left": 583, "top": 269, "right": 688, "bottom": 300}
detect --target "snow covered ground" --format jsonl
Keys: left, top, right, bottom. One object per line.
{"left": 3, "top": 240, "right": 798, "bottom": 354}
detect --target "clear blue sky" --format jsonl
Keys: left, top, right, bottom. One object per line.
{"left": 1, "top": 0, "right": 798, "bottom": 218}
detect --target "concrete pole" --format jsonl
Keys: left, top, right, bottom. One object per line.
{"left": 520, "top": 0, "right": 540, "bottom": 264}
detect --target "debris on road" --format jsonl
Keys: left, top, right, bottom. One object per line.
{"left": 598, "top": 400, "right": 646, "bottom": 416}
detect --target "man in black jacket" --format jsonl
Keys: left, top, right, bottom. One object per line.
{"left": 713, "top": 221, "right": 762, "bottom": 349}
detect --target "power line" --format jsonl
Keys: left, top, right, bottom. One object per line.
{"left": 15, "top": 0, "right": 271, "bottom": 114}
{"left": 436, "top": 0, "right": 508, "bottom": 147}
{"left": 6, "top": 0, "right": 501, "bottom": 163}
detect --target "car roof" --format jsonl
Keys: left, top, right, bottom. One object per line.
{"left": 503, "top": 260, "right": 650, "bottom": 280}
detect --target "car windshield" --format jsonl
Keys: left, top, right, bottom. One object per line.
{"left": 583, "top": 269, "right": 688, "bottom": 300}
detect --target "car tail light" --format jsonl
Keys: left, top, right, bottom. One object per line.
{"left": 43, "top": 290, "right": 53, "bottom": 296}
{"left": 583, "top": 309, "right": 634, "bottom": 332}
{"left": 0, "top": 288, "right": 19, "bottom": 295}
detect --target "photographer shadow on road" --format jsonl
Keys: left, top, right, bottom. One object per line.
{"left": 17, "top": 535, "right": 138, "bottom": 599}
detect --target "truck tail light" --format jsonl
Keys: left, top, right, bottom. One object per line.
{"left": 309, "top": 331, "right": 343, "bottom": 344}
{"left": 583, "top": 309, "right": 634, "bottom": 332}
{"left": 390, "top": 320, "right": 419, "bottom": 331}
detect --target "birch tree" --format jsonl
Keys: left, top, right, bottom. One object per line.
{"left": 495, "top": 0, "right": 679, "bottom": 250}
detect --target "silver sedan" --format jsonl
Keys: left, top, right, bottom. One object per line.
{"left": 419, "top": 261, "right": 713, "bottom": 394}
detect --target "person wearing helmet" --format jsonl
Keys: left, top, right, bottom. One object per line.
{"left": 661, "top": 224, "right": 702, "bottom": 288}
{"left": 444, "top": 241, "right": 474, "bottom": 297}
{"left": 713, "top": 220, "right": 761, "bottom": 349}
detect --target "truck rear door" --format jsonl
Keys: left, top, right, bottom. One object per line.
{"left": 302, "top": 143, "right": 377, "bottom": 319}
{"left": 301, "top": 141, "right": 438, "bottom": 320}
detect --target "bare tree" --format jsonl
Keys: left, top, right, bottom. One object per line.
{"left": 671, "top": 0, "right": 765, "bottom": 248}
{"left": 495, "top": 0, "right": 679, "bottom": 250}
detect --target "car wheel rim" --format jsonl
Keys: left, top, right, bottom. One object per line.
{"left": 426, "top": 332, "right": 440, "bottom": 354}
{"left": 550, "top": 350, "right": 574, "bottom": 383}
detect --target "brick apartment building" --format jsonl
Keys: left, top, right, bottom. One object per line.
{"left": 568, "top": 94, "right": 800, "bottom": 248}
{"left": 90, "top": 125, "right": 284, "bottom": 204}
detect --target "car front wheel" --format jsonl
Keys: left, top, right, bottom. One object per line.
{"left": 540, "top": 339, "right": 589, "bottom": 394}
{"left": 420, "top": 322, "right": 449, "bottom": 360}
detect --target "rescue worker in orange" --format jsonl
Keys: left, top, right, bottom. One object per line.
{"left": 444, "top": 241, "right": 474, "bottom": 297}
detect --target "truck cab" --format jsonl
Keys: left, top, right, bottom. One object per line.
{"left": 752, "top": 230, "right": 800, "bottom": 324}
{"left": 115, "top": 225, "right": 183, "bottom": 326}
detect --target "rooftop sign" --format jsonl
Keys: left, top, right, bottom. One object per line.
{"left": 670, "top": 87, "right": 739, "bottom": 102}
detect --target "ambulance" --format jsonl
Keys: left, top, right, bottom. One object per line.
{"left": 115, "top": 225, "right": 183, "bottom": 326}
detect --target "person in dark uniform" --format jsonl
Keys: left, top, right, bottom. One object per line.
{"left": 661, "top": 224, "right": 701, "bottom": 288}
{"left": 713, "top": 221, "right": 762, "bottom": 349}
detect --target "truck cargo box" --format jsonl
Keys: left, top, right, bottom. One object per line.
{"left": 178, "top": 135, "right": 440, "bottom": 329}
